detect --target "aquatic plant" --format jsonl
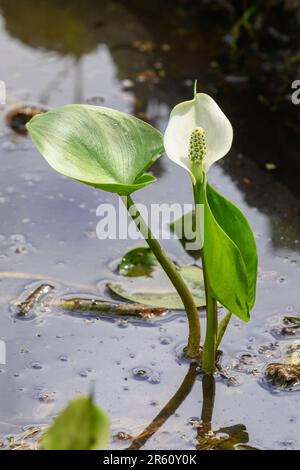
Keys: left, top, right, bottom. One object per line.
{"left": 27, "top": 105, "right": 200, "bottom": 358}
{"left": 164, "top": 82, "right": 257, "bottom": 372}
{"left": 27, "top": 84, "right": 257, "bottom": 371}
{"left": 40, "top": 395, "right": 110, "bottom": 450}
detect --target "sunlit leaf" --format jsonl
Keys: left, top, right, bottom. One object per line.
{"left": 119, "top": 247, "right": 159, "bottom": 277}
{"left": 40, "top": 396, "right": 110, "bottom": 450}
{"left": 27, "top": 105, "right": 164, "bottom": 195}
{"left": 171, "top": 184, "right": 257, "bottom": 320}
{"left": 108, "top": 247, "right": 206, "bottom": 308}
{"left": 204, "top": 183, "right": 257, "bottom": 319}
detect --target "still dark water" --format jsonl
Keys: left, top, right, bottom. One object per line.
{"left": 0, "top": 0, "right": 300, "bottom": 450}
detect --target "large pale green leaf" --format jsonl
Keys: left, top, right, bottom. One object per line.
{"left": 40, "top": 396, "right": 110, "bottom": 450}
{"left": 204, "top": 183, "right": 257, "bottom": 321}
{"left": 27, "top": 105, "right": 164, "bottom": 195}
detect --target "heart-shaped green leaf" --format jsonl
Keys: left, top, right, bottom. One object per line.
{"left": 40, "top": 396, "right": 110, "bottom": 450}
{"left": 27, "top": 105, "right": 164, "bottom": 195}
{"left": 107, "top": 247, "right": 206, "bottom": 309}
{"left": 204, "top": 183, "right": 257, "bottom": 321}
{"left": 171, "top": 184, "right": 257, "bottom": 320}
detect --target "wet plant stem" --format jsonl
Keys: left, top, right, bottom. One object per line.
{"left": 122, "top": 194, "right": 201, "bottom": 358}
{"left": 193, "top": 177, "right": 218, "bottom": 373}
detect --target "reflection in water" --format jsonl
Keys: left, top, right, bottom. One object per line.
{"left": 128, "top": 363, "right": 198, "bottom": 450}
{"left": 128, "top": 366, "right": 255, "bottom": 451}
{"left": 1, "top": 0, "right": 299, "bottom": 246}
{"left": 196, "top": 375, "right": 254, "bottom": 451}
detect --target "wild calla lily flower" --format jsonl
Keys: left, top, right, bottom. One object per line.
{"left": 164, "top": 87, "right": 233, "bottom": 183}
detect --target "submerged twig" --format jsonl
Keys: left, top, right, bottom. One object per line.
{"left": 56, "top": 297, "right": 168, "bottom": 319}
{"left": 16, "top": 283, "right": 54, "bottom": 317}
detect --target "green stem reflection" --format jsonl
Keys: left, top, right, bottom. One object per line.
{"left": 127, "top": 363, "right": 198, "bottom": 450}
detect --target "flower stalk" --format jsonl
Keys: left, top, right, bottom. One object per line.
{"left": 122, "top": 194, "right": 201, "bottom": 358}
{"left": 193, "top": 172, "right": 218, "bottom": 373}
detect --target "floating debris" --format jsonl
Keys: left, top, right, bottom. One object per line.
{"left": 196, "top": 423, "right": 251, "bottom": 451}
{"left": 264, "top": 341, "right": 300, "bottom": 390}
{"left": 114, "top": 431, "right": 132, "bottom": 441}
{"left": 265, "top": 363, "right": 300, "bottom": 389}
{"left": 231, "top": 353, "right": 261, "bottom": 376}
{"left": 16, "top": 283, "right": 54, "bottom": 317}
{"left": 272, "top": 316, "right": 300, "bottom": 338}
{"left": 6, "top": 105, "right": 46, "bottom": 134}
{"left": 0, "top": 426, "right": 45, "bottom": 450}
{"left": 57, "top": 297, "right": 168, "bottom": 319}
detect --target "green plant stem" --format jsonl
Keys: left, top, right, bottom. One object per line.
{"left": 216, "top": 311, "right": 232, "bottom": 348}
{"left": 122, "top": 194, "right": 201, "bottom": 358}
{"left": 193, "top": 177, "right": 218, "bottom": 373}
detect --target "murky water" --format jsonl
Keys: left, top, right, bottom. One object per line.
{"left": 0, "top": 0, "right": 300, "bottom": 450}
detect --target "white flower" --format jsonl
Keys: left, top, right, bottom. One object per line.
{"left": 164, "top": 89, "right": 233, "bottom": 183}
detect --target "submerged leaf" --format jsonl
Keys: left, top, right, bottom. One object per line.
{"left": 27, "top": 105, "right": 164, "bottom": 195}
{"left": 40, "top": 396, "right": 110, "bottom": 450}
{"left": 119, "top": 247, "right": 159, "bottom": 277}
{"left": 108, "top": 261, "right": 205, "bottom": 309}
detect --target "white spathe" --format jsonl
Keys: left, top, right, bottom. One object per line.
{"left": 164, "top": 92, "right": 233, "bottom": 183}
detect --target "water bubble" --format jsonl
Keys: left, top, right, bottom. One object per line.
{"left": 277, "top": 276, "right": 287, "bottom": 284}
{"left": 79, "top": 370, "right": 88, "bottom": 378}
{"left": 38, "top": 392, "right": 55, "bottom": 403}
{"left": 31, "top": 361, "right": 43, "bottom": 370}
{"left": 58, "top": 355, "right": 68, "bottom": 362}
{"left": 159, "top": 336, "right": 172, "bottom": 345}
{"left": 132, "top": 367, "right": 152, "bottom": 381}
{"left": 148, "top": 372, "right": 161, "bottom": 384}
